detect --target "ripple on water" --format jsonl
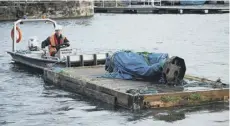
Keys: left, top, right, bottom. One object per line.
{"left": 0, "top": 121, "right": 15, "bottom": 125}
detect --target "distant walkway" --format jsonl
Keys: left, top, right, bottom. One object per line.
{"left": 94, "top": 5, "right": 229, "bottom": 14}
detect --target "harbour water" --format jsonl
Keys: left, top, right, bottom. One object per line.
{"left": 0, "top": 13, "right": 229, "bottom": 126}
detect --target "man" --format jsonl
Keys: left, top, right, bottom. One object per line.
{"left": 41, "top": 25, "right": 70, "bottom": 56}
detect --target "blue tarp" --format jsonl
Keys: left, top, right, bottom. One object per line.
{"left": 102, "top": 51, "right": 169, "bottom": 81}
{"left": 180, "top": 0, "right": 206, "bottom": 5}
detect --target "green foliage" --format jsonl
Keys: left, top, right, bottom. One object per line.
{"left": 59, "top": 70, "right": 70, "bottom": 76}
{"left": 189, "top": 93, "right": 201, "bottom": 101}
{"left": 161, "top": 96, "right": 181, "bottom": 103}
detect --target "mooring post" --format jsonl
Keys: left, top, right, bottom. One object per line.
{"left": 93, "top": 54, "right": 97, "bottom": 65}
{"left": 80, "top": 55, "right": 84, "bottom": 66}
{"left": 115, "top": 0, "right": 117, "bottom": 7}
{"left": 179, "top": 9, "right": 183, "bottom": 14}
{"left": 66, "top": 56, "right": 71, "bottom": 67}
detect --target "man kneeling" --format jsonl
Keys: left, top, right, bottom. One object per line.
{"left": 41, "top": 25, "right": 70, "bottom": 56}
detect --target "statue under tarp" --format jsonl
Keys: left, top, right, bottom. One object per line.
{"left": 102, "top": 50, "right": 186, "bottom": 85}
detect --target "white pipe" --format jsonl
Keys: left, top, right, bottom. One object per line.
{"left": 13, "top": 22, "right": 16, "bottom": 52}
{"left": 14, "top": 18, "right": 57, "bottom": 24}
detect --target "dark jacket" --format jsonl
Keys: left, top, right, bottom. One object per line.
{"left": 41, "top": 34, "right": 70, "bottom": 51}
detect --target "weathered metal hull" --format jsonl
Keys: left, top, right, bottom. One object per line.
{"left": 7, "top": 51, "right": 64, "bottom": 70}
{"left": 7, "top": 51, "right": 107, "bottom": 70}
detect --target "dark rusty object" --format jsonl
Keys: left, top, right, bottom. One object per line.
{"left": 162, "top": 56, "right": 186, "bottom": 85}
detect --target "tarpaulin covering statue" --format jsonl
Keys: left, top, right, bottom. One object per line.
{"left": 102, "top": 50, "right": 186, "bottom": 85}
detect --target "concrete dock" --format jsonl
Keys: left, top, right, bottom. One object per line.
{"left": 94, "top": 5, "right": 229, "bottom": 14}
{"left": 43, "top": 66, "right": 229, "bottom": 110}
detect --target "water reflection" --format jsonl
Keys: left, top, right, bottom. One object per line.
{"left": 9, "top": 62, "right": 43, "bottom": 74}
{"left": 152, "top": 103, "right": 229, "bottom": 122}
{"left": 57, "top": 17, "right": 94, "bottom": 26}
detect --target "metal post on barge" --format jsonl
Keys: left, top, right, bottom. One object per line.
{"left": 179, "top": 9, "right": 183, "bottom": 14}
{"left": 204, "top": 9, "right": 209, "bottom": 14}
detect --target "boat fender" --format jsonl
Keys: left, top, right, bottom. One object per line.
{"left": 11, "top": 26, "right": 22, "bottom": 43}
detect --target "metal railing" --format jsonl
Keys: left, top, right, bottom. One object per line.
{"left": 93, "top": 0, "right": 162, "bottom": 7}
{"left": 12, "top": 19, "right": 57, "bottom": 52}
{"left": 93, "top": 0, "right": 229, "bottom": 8}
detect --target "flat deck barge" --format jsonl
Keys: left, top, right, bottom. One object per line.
{"left": 43, "top": 66, "right": 229, "bottom": 110}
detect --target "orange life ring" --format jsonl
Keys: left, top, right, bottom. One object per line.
{"left": 11, "top": 26, "right": 22, "bottom": 43}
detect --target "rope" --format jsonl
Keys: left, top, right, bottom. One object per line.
{"left": 47, "top": 58, "right": 66, "bottom": 69}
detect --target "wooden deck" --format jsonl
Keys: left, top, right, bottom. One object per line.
{"left": 43, "top": 66, "right": 229, "bottom": 110}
